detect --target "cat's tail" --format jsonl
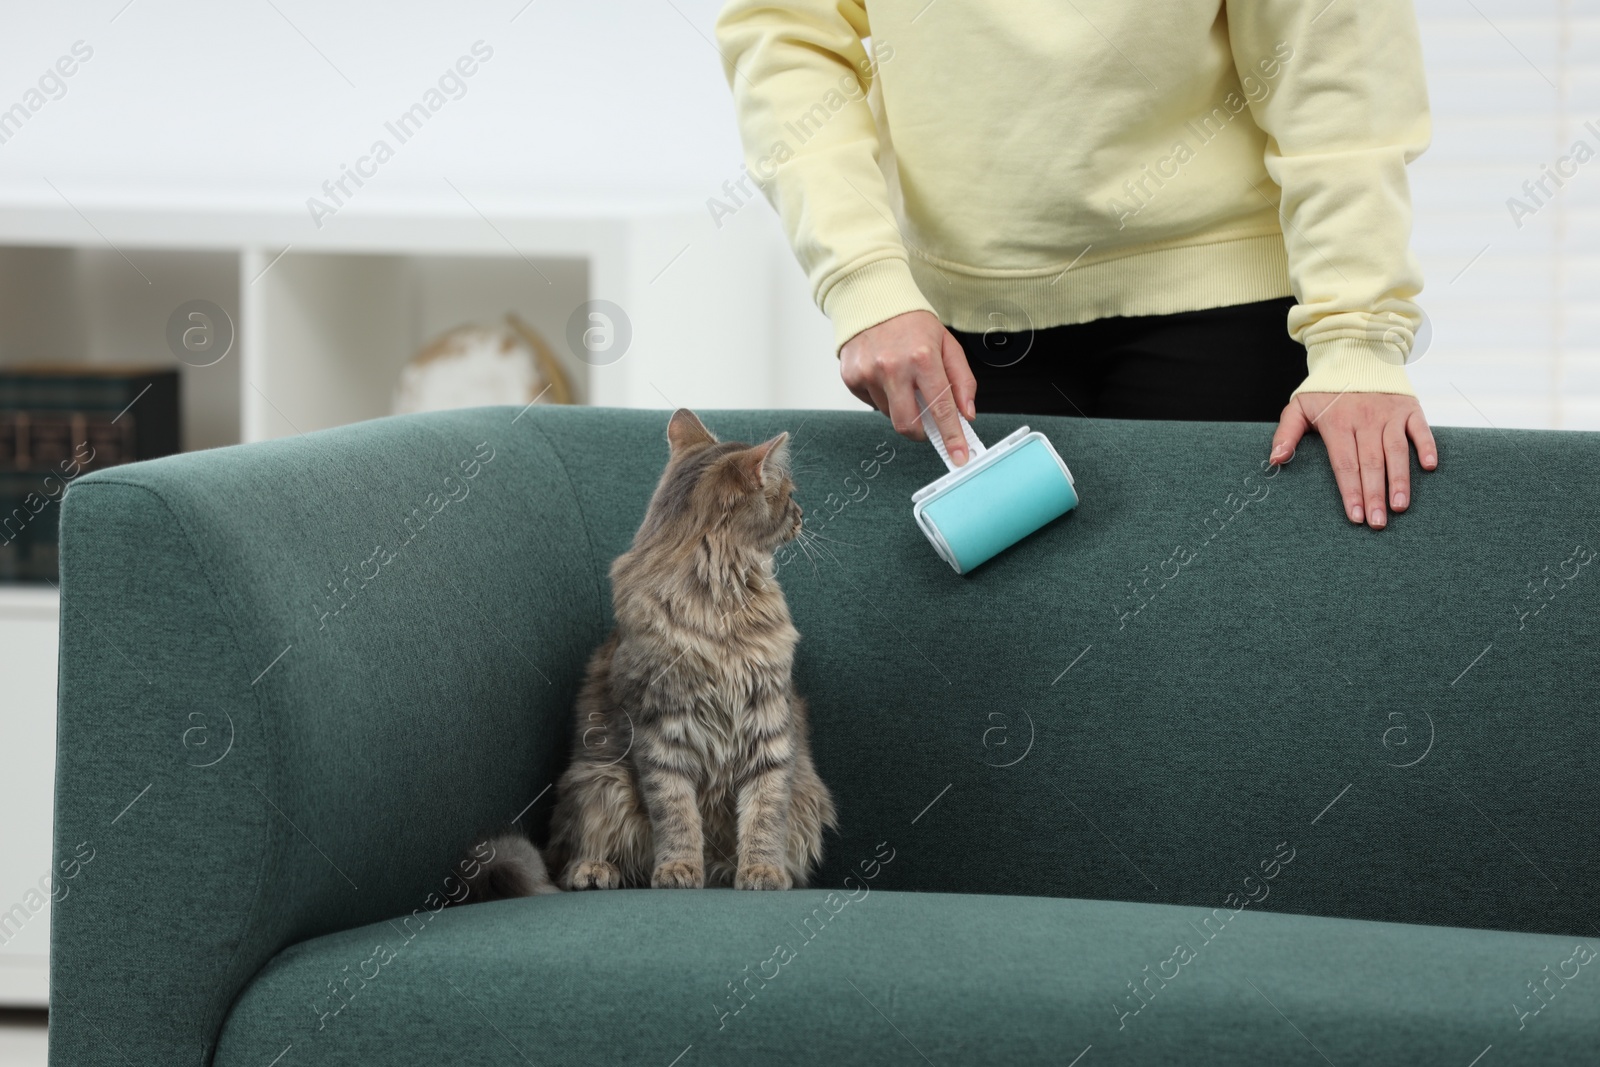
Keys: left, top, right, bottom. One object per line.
{"left": 460, "top": 832, "right": 562, "bottom": 903}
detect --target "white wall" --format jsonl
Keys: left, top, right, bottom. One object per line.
{"left": 0, "top": 1, "right": 741, "bottom": 206}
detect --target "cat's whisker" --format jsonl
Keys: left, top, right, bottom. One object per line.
{"left": 793, "top": 531, "right": 819, "bottom": 566}
{"left": 793, "top": 527, "right": 844, "bottom": 556}
{"left": 798, "top": 532, "right": 841, "bottom": 575}
{"left": 792, "top": 533, "right": 822, "bottom": 579}
{"left": 798, "top": 531, "right": 847, "bottom": 570}
{"left": 800, "top": 528, "right": 858, "bottom": 549}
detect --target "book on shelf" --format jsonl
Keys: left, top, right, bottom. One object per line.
{"left": 0, "top": 365, "right": 181, "bottom": 583}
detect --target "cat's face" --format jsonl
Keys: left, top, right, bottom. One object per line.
{"left": 642, "top": 409, "right": 801, "bottom": 554}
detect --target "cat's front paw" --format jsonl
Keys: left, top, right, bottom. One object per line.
{"left": 735, "top": 863, "right": 792, "bottom": 891}
{"left": 565, "top": 859, "right": 620, "bottom": 890}
{"left": 651, "top": 860, "right": 705, "bottom": 889}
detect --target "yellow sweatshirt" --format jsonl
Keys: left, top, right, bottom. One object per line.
{"left": 714, "top": 0, "right": 1431, "bottom": 395}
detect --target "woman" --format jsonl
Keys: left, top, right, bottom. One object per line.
{"left": 715, "top": 0, "right": 1437, "bottom": 530}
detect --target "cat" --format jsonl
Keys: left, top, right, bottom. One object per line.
{"left": 464, "top": 408, "right": 835, "bottom": 899}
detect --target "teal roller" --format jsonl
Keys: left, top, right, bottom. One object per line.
{"left": 911, "top": 392, "right": 1078, "bottom": 574}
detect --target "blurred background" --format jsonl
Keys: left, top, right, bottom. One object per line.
{"left": 0, "top": 0, "right": 1588, "bottom": 1057}
{"left": 0, "top": 1, "right": 1589, "bottom": 445}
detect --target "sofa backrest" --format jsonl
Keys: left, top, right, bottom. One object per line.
{"left": 548, "top": 408, "right": 1600, "bottom": 940}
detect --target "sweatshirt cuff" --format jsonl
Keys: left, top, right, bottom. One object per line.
{"left": 1294, "top": 338, "right": 1417, "bottom": 397}
{"left": 822, "top": 258, "right": 938, "bottom": 353}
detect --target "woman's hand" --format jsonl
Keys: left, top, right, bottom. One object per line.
{"left": 839, "top": 310, "right": 978, "bottom": 466}
{"left": 1271, "top": 392, "right": 1438, "bottom": 530}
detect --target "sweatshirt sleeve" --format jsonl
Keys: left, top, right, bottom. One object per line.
{"left": 1226, "top": 0, "right": 1432, "bottom": 395}
{"left": 714, "top": 0, "right": 936, "bottom": 351}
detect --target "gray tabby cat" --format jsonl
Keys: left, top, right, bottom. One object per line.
{"left": 465, "top": 409, "right": 835, "bottom": 897}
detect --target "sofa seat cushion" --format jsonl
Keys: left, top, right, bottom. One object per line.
{"left": 215, "top": 889, "right": 1597, "bottom": 1066}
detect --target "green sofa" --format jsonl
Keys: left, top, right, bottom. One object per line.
{"left": 49, "top": 406, "right": 1600, "bottom": 1065}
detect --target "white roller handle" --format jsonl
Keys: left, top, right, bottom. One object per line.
{"left": 915, "top": 388, "right": 986, "bottom": 473}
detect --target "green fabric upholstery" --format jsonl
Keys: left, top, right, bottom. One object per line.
{"left": 214, "top": 891, "right": 1599, "bottom": 1066}
{"left": 50, "top": 407, "right": 1600, "bottom": 1066}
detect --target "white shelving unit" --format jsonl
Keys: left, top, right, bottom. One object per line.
{"left": 0, "top": 192, "right": 844, "bottom": 447}
{"left": 0, "top": 587, "right": 59, "bottom": 1007}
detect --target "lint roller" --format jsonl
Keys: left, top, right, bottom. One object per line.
{"left": 911, "top": 391, "right": 1078, "bottom": 574}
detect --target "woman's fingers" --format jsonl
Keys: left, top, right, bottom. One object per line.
{"left": 1407, "top": 408, "right": 1439, "bottom": 471}
{"left": 864, "top": 382, "right": 891, "bottom": 421}
{"left": 1295, "top": 391, "right": 1437, "bottom": 529}
{"left": 942, "top": 330, "right": 978, "bottom": 421}
{"left": 1324, "top": 429, "right": 1366, "bottom": 524}
{"left": 1357, "top": 426, "right": 1389, "bottom": 528}
{"left": 883, "top": 373, "right": 931, "bottom": 445}
{"left": 914, "top": 371, "right": 968, "bottom": 465}
{"left": 1270, "top": 400, "right": 1308, "bottom": 465}
{"left": 837, "top": 310, "right": 970, "bottom": 462}
{"left": 1383, "top": 417, "right": 1411, "bottom": 512}
{"left": 844, "top": 377, "right": 875, "bottom": 409}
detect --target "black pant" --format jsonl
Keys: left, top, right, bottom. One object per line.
{"left": 948, "top": 296, "right": 1305, "bottom": 422}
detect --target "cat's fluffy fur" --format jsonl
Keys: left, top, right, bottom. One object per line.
{"left": 469, "top": 409, "right": 835, "bottom": 897}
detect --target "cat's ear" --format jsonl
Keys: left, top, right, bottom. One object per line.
{"left": 738, "top": 432, "right": 790, "bottom": 487}
{"left": 666, "top": 409, "right": 717, "bottom": 456}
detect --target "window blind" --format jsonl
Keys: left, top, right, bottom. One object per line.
{"left": 1408, "top": 0, "right": 1594, "bottom": 429}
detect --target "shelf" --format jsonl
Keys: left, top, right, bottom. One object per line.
{"left": 0, "top": 586, "right": 57, "bottom": 1007}
{"left": 0, "top": 191, "right": 700, "bottom": 257}
{"left": 0, "top": 586, "right": 58, "bottom": 618}
{"left": 0, "top": 195, "right": 853, "bottom": 450}
{"left": 241, "top": 249, "right": 590, "bottom": 439}
{"left": 0, "top": 246, "right": 241, "bottom": 452}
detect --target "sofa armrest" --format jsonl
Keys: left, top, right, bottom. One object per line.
{"left": 48, "top": 408, "right": 603, "bottom": 1066}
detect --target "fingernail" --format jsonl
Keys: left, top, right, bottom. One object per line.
{"left": 1370, "top": 508, "right": 1385, "bottom": 527}
{"left": 1393, "top": 491, "right": 1407, "bottom": 509}
{"left": 1425, "top": 453, "right": 1437, "bottom": 467}
{"left": 1351, "top": 505, "right": 1364, "bottom": 523}
{"left": 951, "top": 447, "right": 966, "bottom": 466}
